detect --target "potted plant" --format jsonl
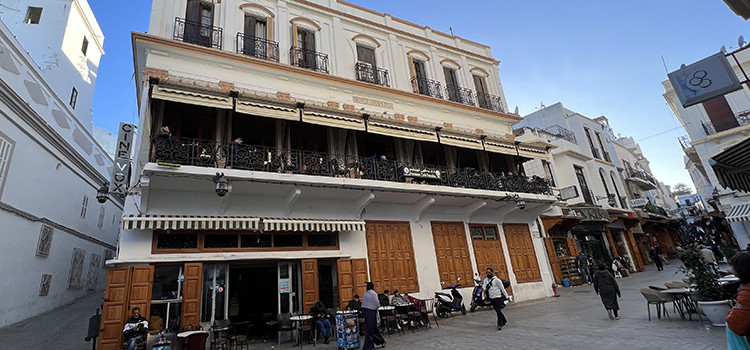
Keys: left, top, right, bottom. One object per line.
{"left": 679, "top": 244, "right": 732, "bottom": 326}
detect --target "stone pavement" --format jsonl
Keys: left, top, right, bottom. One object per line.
{"left": 0, "top": 261, "right": 728, "bottom": 350}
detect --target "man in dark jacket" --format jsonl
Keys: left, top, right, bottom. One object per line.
{"left": 577, "top": 252, "right": 592, "bottom": 284}
{"left": 123, "top": 307, "right": 148, "bottom": 350}
{"left": 593, "top": 264, "right": 621, "bottom": 320}
{"left": 310, "top": 301, "right": 332, "bottom": 344}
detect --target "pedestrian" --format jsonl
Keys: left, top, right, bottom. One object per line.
{"left": 700, "top": 245, "right": 719, "bottom": 274}
{"left": 650, "top": 246, "right": 664, "bottom": 271}
{"left": 593, "top": 264, "right": 621, "bottom": 320}
{"left": 362, "top": 282, "right": 385, "bottom": 350}
{"left": 577, "top": 252, "right": 592, "bottom": 284}
{"left": 726, "top": 253, "right": 750, "bottom": 349}
{"left": 483, "top": 267, "right": 509, "bottom": 330}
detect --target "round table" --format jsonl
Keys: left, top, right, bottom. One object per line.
{"left": 290, "top": 315, "right": 312, "bottom": 347}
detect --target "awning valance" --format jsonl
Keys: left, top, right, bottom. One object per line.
{"left": 727, "top": 204, "right": 750, "bottom": 223}
{"left": 482, "top": 138, "right": 518, "bottom": 156}
{"left": 711, "top": 137, "right": 750, "bottom": 192}
{"left": 151, "top": 85, "right": 233, "bottom": 109}
{"left": 262, "top": 218, "right": 366, "bottom": 232}
{"left": 367, "top": 120, "right": 438, "bottom": 143}
{"left": 302, "top": 110, "right": 366, "bottom": 131}
{"left": 123, "top": 215, "right": 260, "bottom": 230}
{"left": 235, "top": 99, "right": 299, "bottom": 121}
{"left": 439, "top": 133, "right": 484, "bottom": 150}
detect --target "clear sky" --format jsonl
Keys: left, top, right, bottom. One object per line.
{"left": 88, "top": 0, "right": 749, "bottom": 190}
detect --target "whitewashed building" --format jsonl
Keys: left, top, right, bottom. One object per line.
{"left": 100, "top": 0, "right": 558, "bottom": 347}
{"left": 663, "top": 48, "right": 750, "bottom": 248}
{"left": 0, "top": 0, "right": 121, "bottom": 328}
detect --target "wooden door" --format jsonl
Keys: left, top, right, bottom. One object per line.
{"left": 503, "top": 224, "right": 542, "bottom": 283}
{"left": 337, "top": 259, "right": 354, "bottom": 310}
{"left": 431, "top": 222, "right": 474, "bottom": 287}
{"left": 566, "top": 237, "right": 580, "bottom": 257}
{"left": 366, "top": 221, "right": 419, "bottom": 293}
{"left": 544, "top": 238, "right": 563, "bottom": 284}
{"left": 98, "top": 267, "right": 131, "bottom": 350}
{"left": 352, "top": 258, "right": 368, "bottom": 298}
{"left": 302, "top": 259, "right": 319, "bottom": 313}
{"left": 181, "top": 263, "right": 203, "bottom": 329}
{"left": 471, "top": 224, "right": 513, "bottom": 294}
{"left": 128, "top": 266, "right": 154, "bottom": 322}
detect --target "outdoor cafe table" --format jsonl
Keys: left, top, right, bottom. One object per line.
{"left": 290, "top": 314, "right": 312, "bottom": 347}
{"left": 661, "top": 288, "right": 698, "bottom": 320}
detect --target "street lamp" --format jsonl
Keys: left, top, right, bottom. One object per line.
{"left": 96, "top": 183, "right": 109, "bottom": 203}
{"left": 512, "top": 194, "right": 526, "bottom": 210}
{"left": 213, "top": 172, "right": 230, "bottom": 197}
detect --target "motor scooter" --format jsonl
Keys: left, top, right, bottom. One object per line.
{"left": 434, "top": 278, "right": 466, "bottom": 318}
{"left": 470, "top": 273, "right": 493, "bottom": 312}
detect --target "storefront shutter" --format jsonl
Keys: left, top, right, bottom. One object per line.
{"left": 503, "top": 223, "right": 542, "bottom": 283}
{"left": 544, "top": 238, "right": 563, "bottom": 284}
{"left": 302, "top": 259, "right": 319, "bottom": 312}
{"left": 181, "top": 263, "right": 203, "bottom": 329}
{"left": 98, "top": 267, "right": 132, "bottom": 350}
{"left": 566, "top": 237, "right": 580, "bottom": 258}
{"left": 471, "top": 225, "right": 512, "bottom": 294}
{"left": 352, "top": 258, "right": 369, "bottom": 298}
{"left": 337, "top": 259, "right": 354, "bottom": 310}
{"left": 431, "top": 222, "right": 474, "bottom": 286}
{"left": 365, "top": 221, "right": 419, "bottom": 293}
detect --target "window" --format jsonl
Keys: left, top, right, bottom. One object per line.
{"left": 240, "top": 15, "right": 268, "bottom": 58}
{"left": 0, "top": 132, "right": 14, "bottom": 196}
{"left": 543, "top": 160, "right": 556, "bottom": 186}
{"left": 153, "top": 231, "right": 339, "bottom": 252}
{"left": 574, "top": 166, "right": 593, "bottom": 205}
{"left": 610, "top": 172, "right": 623, "bottom": 208}
{"left": 69, "top": 87, "right": 78, "bottom": 109}
{"left": 24, "top": 7, "right": 43, "bottom": 24}
{"left": 86, "top": 254, "right": 101, "bottom": 290}
{"left": 443, "top": 67, "right": 461, "bottom": 102}
{"left": 36, "top": 225, "right": 54, "bottom": 257}
{"left": 473, "top": 75, "right": 490, "bottom": 108}
{"left": 81, "top": 37, "right": 89, "bottom": 56}
{"left": 39, "top": 274, "right": 52, "bottom": 296}
{"left": 97, "top": 207, "right": 105, "bottom": 229}
{"left": 584, "top": 128, "right": 599, "bottom": 159}
{"left": 411, "top": 59, "right": 429, "bottom": 95}
{"left": 595, "top": 132, "right": 610, "bottom": 162}
{"left": 67, "top": 248, "right": 85, "bottom": 288}
{"left": 80, "top": 195, "right": 88, "bottom": 219}
{"left": 151, "top": 265, "right": 183, "bottom": 332}
{"left": 599, "top": 169, "right": 612, "bottom": 206}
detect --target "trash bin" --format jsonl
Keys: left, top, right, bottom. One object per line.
{"left": 562, "top": 278, "right": 570, "bottom": 287}
{"left": 335, "top": 310, "right": 360, "bottom": 349}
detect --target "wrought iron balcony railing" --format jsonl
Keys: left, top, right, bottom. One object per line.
{"left": 235, "top": 33, "right": 279, "bottom": 62}
{"left": 543, "top": 125, "right": 577, "bottom": 144}
{"left": 354, "top": 62, "right": 390, "bottom": 87}
{"left": 173, "top": 17, "right": 223, "bottom": 49}
{"left": 289, "top": 47, "right": 329, "bottom": 73}
{"left": 445, "top": 85, "right": 475, "bottom": 106}
{"left": 702, "top": 121, "right": 717, "bottom": 135}
{"left": 678, "top": 135, "right": 691, "bottom": 148}
{"left": 411, "top": 77, "right": 443, "bottom": 99}
{"left": 150, "top": 137, "right": 552, "bottom": 195}
{"left": 627, "top": 169, "right": 657, "bottom": 186}
{"left": 602, "top": 151, "right": 611, "bottom": 163}
{"left": 476, "top": 92, "right": 505, "bottom": 113}
{"left": 702, "top": 113, "right": 750, "bottom": 136}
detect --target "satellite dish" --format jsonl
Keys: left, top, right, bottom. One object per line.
{"left": 739, "top": 35, "right": 747, "bottom": 48}
{"left": 680, "top": 63, "right": 686, "bottom": 69}
{"left": 720, "top": 45, "right": 727, "bottom": 53}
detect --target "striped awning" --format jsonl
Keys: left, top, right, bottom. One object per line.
{"left": 123, "top": 215, "right": 260, "bottom": 230}
{"left": 711, "top": 137, "right": 750, "bottom": 192}
{"left": 262, "top": 218, "right": 366, "bottom": 232}
{"left": 727, "top": 204, "right": 750, "bottom": 223}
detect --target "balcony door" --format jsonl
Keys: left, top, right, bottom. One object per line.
{"left": 473, "top": 75, "right": 489, "bottom": 108}
{"left": 574, "top": 166, "right": 594, "bottom": 205}
{"left": 444, "top": 67, "right": 460, "bottom": 102}
{"left": 412, "top": 59, "right": 428, "bottom": 94}
{"left": 185, "top": 0, "right": 214, "bottom": 47}
{"left": 296, "top": 28, "right": 316, "bottom": 69}
{"left": 356, "top": 45, "right": 377, "bottom": 84}
{"left": 243, "top": 15, "right": 267, "bottom": 57}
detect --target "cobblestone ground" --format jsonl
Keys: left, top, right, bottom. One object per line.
{"left": 0, "top": 261, "right": 728, "bottom": 350}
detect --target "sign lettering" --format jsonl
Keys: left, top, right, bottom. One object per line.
{"left": 109, "top": 123, "right": 136, "bottom": 196}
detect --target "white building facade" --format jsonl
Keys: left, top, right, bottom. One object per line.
{"left": 0, "top": 0, "right": 120, "bottom": 328}
{"left": 100, "top": 1, "right": 558, "bottom": 347}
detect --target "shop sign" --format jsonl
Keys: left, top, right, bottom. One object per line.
{"left": 630, "top": 198, "right": 649, "bottom": 207}
{"left": 280, "top": 278, "right": 290, "bottom": 293}
{"left": 109, "top": 122, "right": 136, "bottom": 196}
{"left": 562, "top": 207, "right": 609, "bottom": 222}
{"left": 399, "top": 165, "right": 441, "bottom": 180}
{"left": 667, "top": 52, "right": 742, "bottom": 108}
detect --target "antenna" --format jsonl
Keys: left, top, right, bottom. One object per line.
{"left": 740, "top": 35, "right": 747, "bottom": 48}
{"left": 660, "top": 55, "right": 668, "bottom": 74}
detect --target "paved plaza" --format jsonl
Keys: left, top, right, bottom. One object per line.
{"left": 0, "top": 260, "right": 728, "bottom": 350}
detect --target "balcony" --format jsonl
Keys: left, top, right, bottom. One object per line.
{"left": 678, "top": 135, "right": 691, "bottom": 148}
{"left": 354, "top": 62, "right": 389, "bottom": 87}
{"left": 543, "top": 125, "right": 577, "bottom": 144}
{"left": 411, "top": 77, "right": 443, "bottom": 99}
{"left": 173, "top": 17, "right": 223, "bottom": 49}
{"left": 445, "top": 85, "right": 475, "bottom": 106}
{"left": 289, "top": 47, "right": 329, "bottom": 73}
{"left": 476, "top": 92, "right": 505, "bottom": 113}
{"left": 602, "top": 151, "right": 611, "bottom": 163}
{"left": 150, "top": 137, "right": 552, "bottom": 195}
{"left": 626, "top": 169, "right": 657, "bottom": 190}
{"left": 235, "top": 33, "right": 279, "bottom": 62}
{"left": 701, "top": 111, "right": 750, "bottom": 135}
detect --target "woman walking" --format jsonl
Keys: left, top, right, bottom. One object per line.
{"left": 362, "top": 282, "right": 385, "bottom": 350}
{"left": 650, "top": 246, "right": 664, "bottom": 271}
{"left": 593, "top": 264, "right": 621, "bottom": 320}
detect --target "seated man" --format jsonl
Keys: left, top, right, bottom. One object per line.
{"left": 309, "top": 301, "right": 332, "bottom": 344}
{"left": 377, "top": 289, "right": 390, "bottom": 307}
{"left": 346, "top": 294, "right": 362, "bottom": 312}
{"left": 123, "top": 307, "right": 148, "bottom": 350}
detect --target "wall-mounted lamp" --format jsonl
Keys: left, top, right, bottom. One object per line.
{"left": 96, "top": 182, "right": 109, "bottom": 203}
{"left": 213, "top": 172, "right": 230, "bottom": 197}
{"left": 511, "top": 194, "right": 526, "bottom": 210}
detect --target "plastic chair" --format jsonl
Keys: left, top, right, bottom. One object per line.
{"left": 639, "top": 288, "right": 671, "bottom": 321}
{"left": 277, "top": 313, "right": 294, "bottom": 345}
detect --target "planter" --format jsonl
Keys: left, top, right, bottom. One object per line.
{"left": 697, "top": 300, "right": 733, "bottom": 326}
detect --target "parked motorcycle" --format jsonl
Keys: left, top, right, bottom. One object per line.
{"left": 470, "top": 273, "right": 492, "bottom": 312}
{"left": 434, "top": 278, "right": 466, "bottom": 318}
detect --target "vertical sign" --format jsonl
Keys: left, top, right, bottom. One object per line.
{"left": 109, "top": 123, "right": 136, "bottom": 196}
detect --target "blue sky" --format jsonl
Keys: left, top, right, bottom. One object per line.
{"left": 88, "top": 0, "right": 749, "bottom": 189}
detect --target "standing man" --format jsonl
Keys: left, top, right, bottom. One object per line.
{"left": 700, "top": 245, "right": 719, "bottom": 274}
{"left": 362, "top": 282, "right": 385, "bottom": 350}
{"left": 123, "top": 307, "right": 148, "bottom": 350}
{"left": 483, "top": 268, "right": 509, "bottom": 330}
{"left": 577, "top": 252, "right": 592, "bottom": 284}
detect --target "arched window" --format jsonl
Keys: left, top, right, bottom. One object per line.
{"left": 238, "top": 3, "right": 275, "bottom": 60}
{"left": 609, "top": 171, "right": 623, "bottom": 208}
{"left": 599, "top": 168, "right": 612, "bottom": 207}
{"left": 289, "top": 17, "right": 324, "bottom": 72}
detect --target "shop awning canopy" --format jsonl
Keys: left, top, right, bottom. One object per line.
{"left": 727, "top": 204, "right": 750, "bottom": 223}
{"left": 122, "top": 215, "right": 366, "bottom": 232}
{"left": 235, "top": 98, "right": 299, "bottom": 121}
{"left": 151, "top": 84, "right": 233, "bottom": 110}
{"left": 710, "top": 136, "right": 750, "bottom": 192}
{"left": 123, "top": 215, "right": 260, "bottom": 230}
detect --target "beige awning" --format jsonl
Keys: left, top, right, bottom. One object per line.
{"left": 151, "top": 85, "right": 232, "bottom": 109}
{"left": 483, "top": 138, "right": 518, "bottom": 156}
{"left": 367, "top": 120, "right": 438, "bottom": 143}
{"left": 235, "top": 99, "right": 299, "bottom": 121}
{"left": 439, "top": 132, "right": 484, "bottom": 150}
{"left": 262, "top": 218, "right": 366, "bottom": 232}
{"left": 517, "top": 144, "right": 548, "bottom": 160}
{"left": 123, "top": 215, "right": 260, "bottom": 230}
{"left": 302, "top": 110, "right": 366, "bottom": 131}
